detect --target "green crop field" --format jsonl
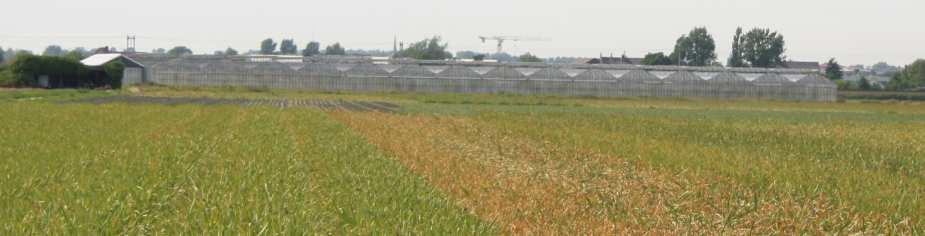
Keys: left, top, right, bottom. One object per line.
{"left": 1, "top": 87, "right": 923, "bottom": 234}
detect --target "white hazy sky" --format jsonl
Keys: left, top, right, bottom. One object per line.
{"left": 2, "top": 0, "right": 923, "bottom": 65}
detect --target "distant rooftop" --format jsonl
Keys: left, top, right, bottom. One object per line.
{"left": 587, "top": 56, "right": 643, "bottom": 65}
{"left": 784, "top": 61, "right": 821, "bottom": 70}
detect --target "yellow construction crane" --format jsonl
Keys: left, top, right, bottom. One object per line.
{"left": 478, "top": 36, "right": 549, "bottom": 54}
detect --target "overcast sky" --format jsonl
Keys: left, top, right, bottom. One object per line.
{"left": 3, "top": 0, "right": 923, "bottom": 66}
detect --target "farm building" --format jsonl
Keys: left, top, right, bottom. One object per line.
{"left": 79, "top": 53, "right": 146, "bottom": 87}
{"left": 12, "top": 53, "right": 139, "bottom": 89}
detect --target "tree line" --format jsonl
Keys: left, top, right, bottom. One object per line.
{"left": 640, "top": 27, "right": 787, "bottom": 68}
{"left": 256, "top": 39, "right": 343, "bottom": 56}
{"left": 150, "top": 39, "right": 348, "bottom": 58}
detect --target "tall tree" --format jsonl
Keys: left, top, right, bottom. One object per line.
{"left": 669, "top": 27, "right": 717, "bottom": 66}
{"left": 302, "top": 42, "right": 320, "bottom": 57}
{"left": 43, "top": 45, "right": 67, "bottom": 56}
{"left": 0, "top": 46, "right": 5, "bottom": 63}
{"left": 167, "top": 46, "right": 193, "bottom": 57}
{"left": 641, "top": 52, "right": 673, "bottom": 65}
{"left": 324, "top": 43, "right": 346, "bottom": 55}
{"left": 279, "top": 39, "right": 298, "bottom": 55}
{"left": 738, "top": 28, "right": 786, "bottom": 68}
{"left": 518, "top": 52, "right": 543, "bottom": 63}
{"left": 225, "top": 47, "right": 239, "bottom": 56}
{"left": 727, "top": 27, "right": 746, "bottom": 67}
{"left": 825, "top": 58, "right": 843, "bottom": 80}
{"left": 394, "top": 36, "right": 451, "bottom": 60}
{"left": 260, "top": 38, "right": 277, "bottom": 55}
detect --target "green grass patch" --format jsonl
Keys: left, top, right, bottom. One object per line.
{"left": 0, "top": 102, "right": 494, "bottom": 234}
{"left": 3, "top": 87, "right": 924, "bottom": 233}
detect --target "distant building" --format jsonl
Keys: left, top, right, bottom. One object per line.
{"left": 842, "top": 65, "right": 867, "bottom": 73}
{"left": 78, "top": 53, "right": 146, "bottom": 87}
{"left": 587, "top": 56, "right": 643, "bottom": 65}
{"left": 843, "top": 70, "right": 892, "bottom": 87}
{"left": 784, "top": 61, "right": 821, "bottom": 71}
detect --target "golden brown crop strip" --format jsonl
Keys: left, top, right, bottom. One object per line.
{"left": 332, "top": 112, "right": 916, "bottom": 234}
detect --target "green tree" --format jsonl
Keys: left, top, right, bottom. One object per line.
{"left": 871, "top": 82, "right": 884, "bottom": 91}
{"left": 43, "top": 45, "right": 67, "bottom": 56}
{"left": 324, "top": 43, "right": 346, "bottom": 55}
{"left": 103, "top": 60, "right": 124, "bottom": 89}
{"left": 167, "top": 46, "right": 193, "bottom": 57}
{"left": 835, "top": 80, "right": 850, "bottom": 90}
{"left": 455, "top": 51, "right": 482, "bottom": 59}
{"left": 825, "top": 58, "right": 843, "bottom": 80}
{"left": 858, "top": 76, "right": 872, "bottom": 91}
{"left": 888, "top": 59, "right": 925, "bottom": 90}
{"left": 641, "top": 52, "right": 673, "bottom": 65}
{"left": 395, "top": 36, "right": 452, "bottom": 60}
{"left": 279, "top": 39, "right": 298, "bottom": 55}
{"left": 8, "top": 54, "right": 88, "bottom": 86}
{"left": 0, "top": 46, "right": 5, "bottom": 63}
{"left": 225, "top": 47, "right": 239, "bottom": 56}
{"left": 302, "top": 42, "right": 320, "bottom": 57}
{"left": 737, "top": 28, "right": 786, "bottom": 68}
{"left": 727, "top": 27, "right": 746, "bottom": 67}
{"left": 518, "top": 52, "right": 543, "bottom": 63}
{"left": 64, "top": 50, "right": 87, "bottom": 61}
{"left": 260, "top": 38, "right": 277, "bottom": 55}
{"left": 473, "top": 54, "right": 486, "bottom": 61}
{"left": 669, "top": 27, "right": 717, "bottom": 66}
{"left": 71, "top": 47, "right": 89, "bottom": 57}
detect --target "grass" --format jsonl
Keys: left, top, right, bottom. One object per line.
{"left": 0, "top": 101, "right": 494, "bottom": 234}
{"left": 1, "top": 86, "right": 923, "bottom": 234}
{"left": 0, "top": 88, "right": 114, "bottom": 101}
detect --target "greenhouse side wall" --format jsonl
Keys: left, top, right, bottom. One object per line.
{"left": 133, "top": 56, "right": 837, "bottom": 102}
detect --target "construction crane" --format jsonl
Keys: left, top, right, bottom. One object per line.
{"left": 478, "top": 36, "right": 548, "bottom": 54}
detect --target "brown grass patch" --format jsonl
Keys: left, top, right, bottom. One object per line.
{"left": 331, "top": 112, "right": 914, "bottom": 234}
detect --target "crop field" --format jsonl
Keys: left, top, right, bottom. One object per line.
{"left": 1, "top": 87, "right": 923, "bottom": 234}
{"left": 73, "top": 95, "right": 400, "bottom": 113}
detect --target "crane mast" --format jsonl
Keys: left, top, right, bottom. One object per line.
{"left": 478, "top": 36, "right": 547, "bottom": 54}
